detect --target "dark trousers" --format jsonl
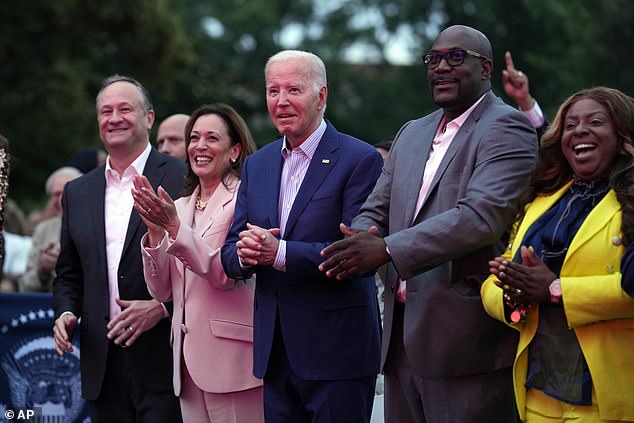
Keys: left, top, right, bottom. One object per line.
{"left": 384, "top": 303, "right": 515, "bottom": 423}
{"left": 88, "top": 342, "right": 182, "bottom": 423}
{"left": 263, "top": 316, "right": 376, "bottom": 422}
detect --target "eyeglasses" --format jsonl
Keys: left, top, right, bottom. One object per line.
{"left": 422, "top": 49, "right": 489, "bottom": 69}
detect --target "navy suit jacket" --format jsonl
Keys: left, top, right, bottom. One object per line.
{"left": 53, "top": 148, "right": 185, "bottom": 400}
{"left": 221, "top": 122, "right": 382, "bottom": 380}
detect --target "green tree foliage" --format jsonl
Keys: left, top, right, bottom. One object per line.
{"left": 1, "top": 0, "right": 633, "bottom": 208}
{"left": 0, "top": 0, "right": 194, "bottom": 209}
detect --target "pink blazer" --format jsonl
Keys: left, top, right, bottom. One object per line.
{"left": 142, "top": 176, "right": 262, "bottom": 395}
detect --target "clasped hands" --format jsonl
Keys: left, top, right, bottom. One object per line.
{"left": 237, "top": 223, "right": 281, "bottom": 266}
{"left": 319, "top": 223, "right": 390, "bottom": 280}
{"left": 489, "top": 246, "right": 557, "bottom": 305}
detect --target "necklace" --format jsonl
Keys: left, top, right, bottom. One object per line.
{"left": 195, "top": 194, "right": 208, "bottom": 211}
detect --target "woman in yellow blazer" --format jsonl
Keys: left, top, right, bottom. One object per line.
{"left": 482, "top": 87, "right": 634, "bottom": 422}
{"left": 132, "top": 104, "right": 263, "bottom": 423}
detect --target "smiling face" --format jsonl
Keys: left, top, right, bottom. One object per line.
{"left": 265, "top": 57, "right": 327, "bottom": 149}
{"left": 187, "top": 113, "right": 240, "bottom": 186}
{"left": 427, "top": 26, "right": 492, "bottom": 121}
{"left": 561, "top": 98, "right": 619, "bottom": 182}
{"left": 96, "top": 81, "right": 153, "bottom": 155}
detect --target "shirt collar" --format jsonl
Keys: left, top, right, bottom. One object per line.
{"left": 439, "top": 91, "right": 488, "bottom": 134}
{"left": 280, "top": 119, "right": 327, "bottom": 160}
{"left": 105, "top": 142, "right": 152, "bottom": 180}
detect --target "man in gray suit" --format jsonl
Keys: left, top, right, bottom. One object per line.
{"left": 320, "top": 25, "right": 538, "bottom": 422}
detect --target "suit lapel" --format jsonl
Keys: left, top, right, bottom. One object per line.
{"left": 121, "top": 149, "right": 165, "bottom": 257}
{"left": 283, "top": 126, "right": 339, "bottom": 238}
{"left": 195, "top": 180, "right": 235, "bottom": 237}
{"left": 512, "top": 182, "right": 573, "bottom": 258}
{"left": 403, "top": 112, "right": 442, "bottom": 226}
{"left": 412, "top": 92, "right": 495, "bottom": 224}
{"left": 567, "top": 189, "right": 620, "bottom": 259}
{"left": 264, "top": 145, "right": 284, "bottom": 229}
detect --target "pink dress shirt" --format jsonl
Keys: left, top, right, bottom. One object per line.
{"left": 396, "top": 95, "right": 485, "bottom": 303}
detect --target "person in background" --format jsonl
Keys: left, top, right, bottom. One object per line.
{"left": 319, "top": 25, "right": 538, "bottom": 422}
{"left": 53, "top": 75, "right": 184, "bottom": 423}
{"left": 26, "top": 149, "right": 105, "bottom": 234}
{"left": 0, "top": 134, "right": 10, "bottom": 289}
{"left": 374, "top": 138, "right": 393, "bottom": 162}
{"left": 483, "top": 87, "right": 634, "bottom": 422}
{"left": 2, "top": 198, "right": 31, "bottom": 292}
{"left": 503, "top": 51, "right": 548, "bottom": 137}
{"left": 66, "top": 147, "right": 107, "bottom": 174}
{"left": 221, "top": 50, "right": 383, "bottom": 422}
{"left": 373, "top": 136, "right": 393, "bottom": 398}
{"left": 156, "top": 114, "right": 189, "bottom": 160}
{"left": 133, "top": 103, "right": 263, "bottom": 422}
{"left": 18, "top": 167, "right": 83, "bottom": 292}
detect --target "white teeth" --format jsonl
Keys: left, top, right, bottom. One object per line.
{"left": 195, "top": 157, "right": 212, "bottom": 164}
{"left": 574, "top": 143, "right": 596, "bottom": 153}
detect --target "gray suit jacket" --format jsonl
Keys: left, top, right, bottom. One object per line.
{"left": 353, "top": 90, "right": 538, "bottom": 378}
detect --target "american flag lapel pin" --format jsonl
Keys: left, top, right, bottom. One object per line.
{"left": 321, "top": 159, "right": 330, "bottom": 164}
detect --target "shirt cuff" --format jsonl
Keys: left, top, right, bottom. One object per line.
{"left": 273, "top": 239, "right": 286, "bottom": 272}
{"left": 160, "top": 303, "right": 170, "bottom": 318}
{"left": 522, "top": 101, "right": 545, "bottom": 129}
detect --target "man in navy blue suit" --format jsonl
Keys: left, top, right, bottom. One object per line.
{"left": 221, "top": 50, "right": 382, "bottom": 422}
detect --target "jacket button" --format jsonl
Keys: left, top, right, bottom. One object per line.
{"left": 613, "top": 236, "right": 622, "bottom": 246}
{"left": 606, "top": 264, "right": 615, "bottom": 273}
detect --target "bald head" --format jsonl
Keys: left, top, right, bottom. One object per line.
{"left": 156, "top": 113, "right": 189, "bottom": 160}
{"left": 437, "top": 25, "right": 492, "bottom": 60}
{"left": 428, "top": 25, "right": 494, "bottom": 121}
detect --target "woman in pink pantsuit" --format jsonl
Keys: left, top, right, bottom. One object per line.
{"left": 133, "top": 104, "right": 263, "bottom": 423}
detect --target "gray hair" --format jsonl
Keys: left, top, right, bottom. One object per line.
{"left": 96, "top": 74, "right": 153, "bottom": 114}
{"left": 265, "top": 50, "right": 327, "bottom": 94}
{"left": 45, "top": 166, "right": 83, "bottom": 195}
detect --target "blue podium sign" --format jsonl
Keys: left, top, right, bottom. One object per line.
{"left": 0, "top": 293, "right": 90, "bottom": 422}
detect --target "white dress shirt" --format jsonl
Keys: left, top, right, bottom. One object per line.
{"left": 104, "top": 143, "right": 151, "bottom": 319}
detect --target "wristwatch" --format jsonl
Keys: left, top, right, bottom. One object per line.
{"left": 549, "top": 278, "right": 562, "bottom": 303}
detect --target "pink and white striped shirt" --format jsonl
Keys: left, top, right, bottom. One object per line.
{"left": 272, "top": 119, "right": 327, "bottom": 272}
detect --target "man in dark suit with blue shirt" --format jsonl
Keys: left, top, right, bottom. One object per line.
{"left": 53, "top": 75, "right": 183, "bottom": 423}
{"left": 221, "top": 50, "right": 382, "bottom": 422}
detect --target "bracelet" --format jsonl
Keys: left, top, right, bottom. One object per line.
{"left": 502, "top": 286, "right": 530, "bottom": 323}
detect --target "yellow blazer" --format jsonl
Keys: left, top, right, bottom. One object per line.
{"left": 482, "top": 181, "right": 634, "bottom": 421}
